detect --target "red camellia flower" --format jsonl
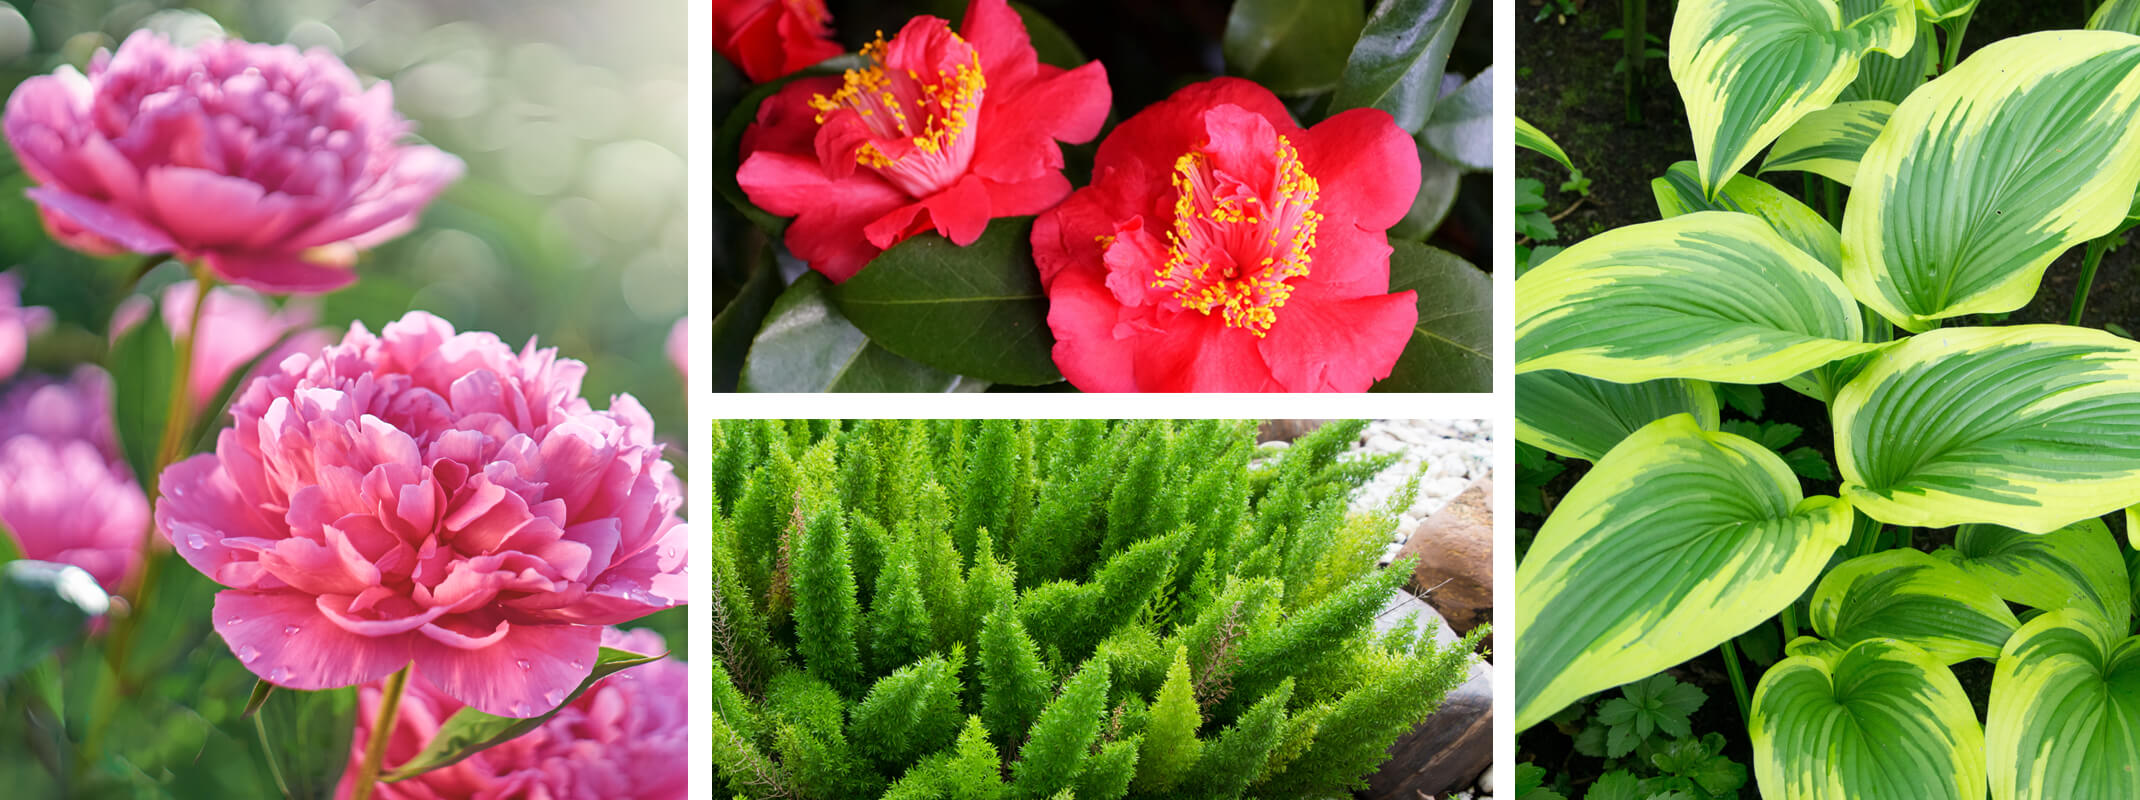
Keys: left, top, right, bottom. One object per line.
{"left": 713, "top": 0, "right": 844, "bottom": 83}
{"left": 1032, "top": 78, "right": 1421, "bottom": 392}
{"left": 737, "top": 0, "right": 1110, "bottom": 282}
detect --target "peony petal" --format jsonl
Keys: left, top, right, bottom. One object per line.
{"left": 157, "top": 454, "right": 280, "bottom": 590}
{"left": 143, "top": 165, "right": 272, "bottom": 247}
{"left": 24, "top": 186, "right": 176, "bottom": 254}
{"left": 214, "top": 591, "right": 411, "bottom": 689}
{"left": 1257, "top": 287, "right": 1417, "bottom": 392}
{"left": 1298, "top": 108, "right": 1421, "bottom": 231}
{"left": 202, "top": 250, "right": 359, "bottom": 294}
{"left": 413, "top": 622, "right": 601, "bottom": 718}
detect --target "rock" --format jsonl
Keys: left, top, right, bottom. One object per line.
{"left": 1362, "top": 660, "right": 1492, "bottom": 800}
{"left": 1257, "top": 419, "right": 1332, "bottom": 443}
{"left": 1394, "top": 474, "right": 1492, "bottom": 635}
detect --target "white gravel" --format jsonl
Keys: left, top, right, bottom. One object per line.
{"left": 1255, "top": 419, "right": 1494, "bottom": 567}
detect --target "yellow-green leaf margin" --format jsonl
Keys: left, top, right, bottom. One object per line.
{"left": 1752, "top": 637, "right": 1985, "bottom": 800}
{"left": 1840, "top": 30, "right": 2140, "bottom": 332}
{"left": 1514, "top": 414, "right": 1853, "bottom": 730}
{"left": 1832, "top": 325, "right": 2140, "bottom": 534}
{"left": 1809, "top": 549, "right": 2019, "bottom": 664}
{"left": 1515, "top": 211, "right": 1876, "bottom": 383}
{"left": 1986, "top": 608, "right": 2140, "bottom": 799}
{"left": 1668, "top": 0, "right": 1916, "bottom": 196}
{"left": 1761, "top": 100, "right": 1895, "bottom": 187}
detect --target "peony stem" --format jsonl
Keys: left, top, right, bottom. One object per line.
{"left": 152, "top": 265, "right": 213, "bottom": 480}
{"left": 351, "top": 664, "right": 412, "bottom": 800}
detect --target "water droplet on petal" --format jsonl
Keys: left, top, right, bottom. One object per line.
{"left": 544, "top": 689, "right": 567, "bottom": 706}
{"left": 510, "top": 702, "right": 533, "bottom": 716}
{"left": 185, "top": 533, "right": 208, "bottom": 550}
{"left": 237, "top": 646, "right": 261, "bottom": 663}
{"left": 568, "top": 661, "right": 585, "bottom": 670}
{"left": 516, "top": 659, "right": 531, "bottom": 671}
{"left": 283, "top": 625, "right": 301, "bottom": 636}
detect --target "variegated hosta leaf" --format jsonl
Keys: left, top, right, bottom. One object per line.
{"left": 1669, "top": 0, "right": 1917, "bottom": 196}
{"left": 1916, "top": 0, "right": 1980, "bottom": 22}
{"left": 2130, "top": 506, "right": 2139, "bottom": 550}
{"left": 2094, "top": 0, "right": 2140, "bottom": 34}
{"left": 1515, "top": 211, "right": 1876, "bottom": 383}
{"left": 1987, "top": 608, "right": 2140, "bottom": 799}
{"left": 1762, "top": 100, "right": 1895, "bottom": 187}
{"left": 1752, "top": 638, "right": 1985, "bottom": 800}
{"left": 1841, "top": 31, "right": 2140, "bottom": 331}
{"left": 1840, "top": 0, "right": 1937, "bottom": 104}
{"left": 1937, "top": 519, "right": 2131, "bottom": 626}
{"left": 1653, "top": 161, "right": 1842, "bottom": 271}
{"left": 1833, "top": 325, "right": 2140, "bottom": 534}
{"left": 1514, "top": 414, "right": 1854, "bottom": 730}
{"left": 1515, "top": 116, "right": 1572, "bottom": 171}
{"left": 1515, "top": 370, "right": 1720, "bottom": 462}
{"left": 1810, "top": 549, "right": 2019, "bottom": 663}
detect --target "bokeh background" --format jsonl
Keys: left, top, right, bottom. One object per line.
{"left": 2, "top": 0, "right": 689, "bottom": 433}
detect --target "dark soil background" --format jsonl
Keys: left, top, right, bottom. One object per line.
{"left": 1517, "top": 0, "right": 2140, "bottom": 331}
{"left": 1517, "top": 1, "right": 2140, "bottom": 792}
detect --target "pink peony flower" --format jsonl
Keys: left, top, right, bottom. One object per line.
{"left": 155, "top": 311, "right": 686, "bottom": 717}
{"left": 0, "top": 366, "right": 122, "bottom": 466}
{"left": 0, "top": 370, "right": 147, "bottom": 592}
{"left": 0, "top": 271, "right": 50, "bottom": 382}
{"left": 2, "top": 31, "right": 464, "bottom": 293}
{"left": 665, "top": 318, "right": 687, "bottom": 382}
{"left": 335, "top": 627, "right": 686, "bottom": 800}
{"left": 114, "top": 282, "right": 333, "bottom": 411}
{"left": 737, "top": 0, "right": 1110, "bottom": 282}
{"left": 714, "top": 0, "right": 846, "bottom": 84}
{"left": 1033, "top": 79, "right": 1421, "bottom": 392}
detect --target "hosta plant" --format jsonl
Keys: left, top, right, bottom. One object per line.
{"left": 1517, "top": 2, "right": 2140, "bottom": 798}
{"left": 707, "top": 419, "right": 1484, "bottom": 799}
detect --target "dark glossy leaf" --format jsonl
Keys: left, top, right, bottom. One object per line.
{"left": 1332, "top": 0, "right": 1473, "bottom": 132}
{"left": 0, "top": 561, "right": 108, "bottom": 681}
{"left": 1389, "top": 141, "right": 1463, "bottom": 240}
{"left": 1222, "top": 0, "right": 1367, "bottom": 95}
{"left": 712, "top": 55, "right": 869, "bottom": 236}
{"left": 741, "top": 273, "right": 963, "bottom": 392}
{"left": 254, "top": 685, "right": 356, "bottom": 798}
{"left": 828, "top": 218, "right": 1061, "bottom": 385}
{"left": 1013, "top": 2, "right": 1086, "bottom": 68}
{"left": 384, "top": 647, "right": 663, "bottom": 781}
{"left": 1421, "top": 68, "right": 1492, "bottom": 171}
{"left": 108, "top": 297, "right": 175, "bottom": 489}
{"left": 708, "top": 246, "right": 786, "bottom": 393}
{"left": 1373, "top": 241, "right": 1489, "bottom": 392}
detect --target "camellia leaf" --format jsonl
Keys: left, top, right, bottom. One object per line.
{"left": 1515, "top": 211, "right": 1876, "bottom": 384}
{"left": 1515, "top": 370, "right": 1720, "bottom": 462}
{"left": 1221, "top": 0, "right": 1367, "bottom": 95}
{"left": 1420, "top": 68, "right": 1493, "bottom": 172}
{"left": 1760, "top": 100, "right": 1894, "bottom": 187}
{"left": 2093, "top": 0, "right": 2140, "bottom": 34}
{"left": 1839, "top": 0, "right": 1937, "bottom": 103}
{"left": 1372, "top": 241, "right": 1489, "bottom": 393}
{"left": 707, "top": 246, "right": 785, "bottom": 393}
{"left": 385, "top": 647, "right": 663, "bottom": 781}
{"left": 829, "top": 219, "right": 1060, "bottom": 386}
{"left": 108, "top": 296, "right": 176, "bottom": 489}
{"left": 1841, "top": 31, "right": 2140, "bottom": 331}
{"left": 1388, "top": 143, "right": 1462, "bottom": 241}
{"left": 253, "top": 684, "right": 357, "bottom": 797}
{"left": 1937, "top": 519, "right": 2131, "bottom": 625}
{"left": 1986, "top": 608, "right": 2140, "bottom": 799}
{"left": 1751, "top": 637, "right": 1984, "bottom": 800}
{"left": 1652, "top": 161, "right": 1842, "bottom": 271}
{"left": 1514, "top": 414, "right": 1854, "bottom": 730}
{"left": 1332, "top": 0, "right": 1471, "bottom": 133}
{"left": 0, "top": 561, "right": 108, "bottom": 682}
{"left": 1832, "top": 325, "right": 2140, "bottom": 534}
{"left": 1515, "top": 116, "right": 1573, "bottom": 172}
{"left": 740, "top": 272, "right": 964, "bottom": 393}
{"left": 1809, "top": 549, "right": 2020, "bottom": 664}
{"left": 1668, "top": 0, "right": 1917, "bottom": 196}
